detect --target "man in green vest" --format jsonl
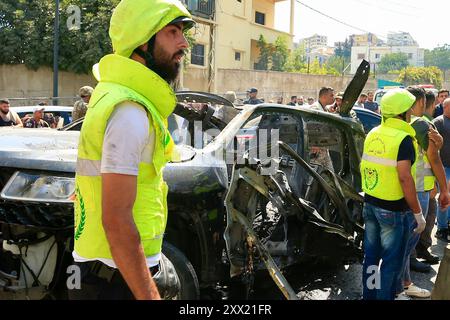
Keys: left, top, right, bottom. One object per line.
{"left": 415, "top": 91, "right": 444, "bottom": 262}
{"left": 395, "top": 86, "right": 449, "bottom": 299}
{"left": 70, "top": 0, "right": 194, "bottom": 300}
{"left": 361, "top": 88, "right": 425, "bottom": 300}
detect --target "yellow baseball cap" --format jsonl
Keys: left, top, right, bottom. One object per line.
{"left": 380, "top": 89, "right": 416, "bottom": 118}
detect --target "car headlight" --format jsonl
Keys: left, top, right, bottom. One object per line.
{"left": 1, "top": 171, "right": 75, "bottom": 203}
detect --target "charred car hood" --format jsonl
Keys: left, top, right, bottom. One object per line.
{"left": 0, "top": 128, "right": 228, "bottom": 191}
{"left": 0, "top": 128, "right": 79, "bottom": 173}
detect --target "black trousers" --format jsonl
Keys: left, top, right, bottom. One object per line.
{"left": 68, "top": 261, "right": 158, "bottom": 300}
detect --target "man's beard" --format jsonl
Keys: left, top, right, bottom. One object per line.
{"left": 151, "top": 46, "right": 184, "bottom": 84}
{"left": 0, "top": 109, "right": 8, "bottom": 115}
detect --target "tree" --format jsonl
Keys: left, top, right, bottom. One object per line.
{"left": 271, "top": 36, "right": 289, "bottom": 72}
{"left": 396, "top": 66, "right": 443, "bottom": 88}
{"left": 255, "top": 34, "right": 271, "bottom": 70}
{"left": 425, "top": 45, "right": 450, "bottom": 71}
{"left": 0, "top": 0, "right": 120, "bottom": 74}
{"left": 285, "top": 44, "right": 306, "bottom": 72}
{"left": 326, "top": 56, "right": 347, "bottom": 74}
{"left": 377, "top": 53, "right": 409, "bottom": 74}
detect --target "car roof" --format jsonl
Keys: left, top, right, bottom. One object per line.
{"left": 11, "top": 106, "right": 73, "bottom": 113}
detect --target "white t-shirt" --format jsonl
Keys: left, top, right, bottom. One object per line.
{"left": 73, "top": 101, "right": 160, "bottom": 268}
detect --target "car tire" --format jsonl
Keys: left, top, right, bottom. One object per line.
{"left": 162, "top": 242, "right": 200, "bottom": 300}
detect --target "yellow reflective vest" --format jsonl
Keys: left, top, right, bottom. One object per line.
{"left": 411, "top": 115, "right": 436, "bottom": 192}
{"left": 361, "top": 117, "right": 418, "bottom": 201}
{"left": 74, "top": 54, "right": 175, "bottom": 260}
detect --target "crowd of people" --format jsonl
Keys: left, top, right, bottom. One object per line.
{"left": 230, "top": 85, "right": 450, "bottom": 300}
{"left": 0, "top": 85, "right": 94, "bottom": 129}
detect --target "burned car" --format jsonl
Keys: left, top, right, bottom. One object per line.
{"left": 0, "top": 63, "right": 370, "bottom": 300}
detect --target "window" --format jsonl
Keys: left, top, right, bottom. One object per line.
{"left": 235, "top": 51, "right": 241, "bottom": 61}
{"left": 357, "top": 53, "right": 365, "bottom": 60}
{"left": 375, "top": 53, "right": 380, "bottom": 59}
{"left": 408, "top": 53, "right": 413, "bottom": 59}
{"left": 255, "top": 11, "right": 265, "bottom": 25}
{"left": 191, "top": 44, "right": 205, "bottom": 66}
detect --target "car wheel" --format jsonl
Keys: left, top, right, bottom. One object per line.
{"left": 162, "top": 242, "right": 200, "bottom": 300}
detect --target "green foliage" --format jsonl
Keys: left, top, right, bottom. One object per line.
{"left": 256, "top": 34, "right": 270, "bottom": 70}
{"left": 0, "top": 0, "right": 119, "bottom": 74}
{"left": 334, "top": 38, "right": 351, "bottom": 59}
{"left": 285, "top": 44, "right": 306, "bottom": 72}
{"left": 326, "top": 55, "right": 348, "bottom": 74}
{"left": 396, "top": 66, "right": 443, "bottom": 88}
{"left": 424, "top": 45, "right": 450, "bottom": 71}
{"left": 271, "top": 36, "right": 289, "bottom": 72}
{"left": 377, "top": 53, "right": 409, "bottom": 74}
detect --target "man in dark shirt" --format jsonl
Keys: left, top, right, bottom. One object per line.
{"left": 364, "top": 91, "right": 380, "bottom": 114}
{"left": 433, "top": 89, "right": 449, "bottom": 118}
{"left": 244, "top": 88, "right": 263, "bottom": 105}
{"left": 395, "top": 87, "right": 449, "bottom": 298}
{"left": 24, "top": 107, "right": 50, "bottom": 128}
{"left": 433, "top": 97, "right": 450, "bottom": 241}
{"left": 287, "top": 96, "right": 297, "bottom": 106}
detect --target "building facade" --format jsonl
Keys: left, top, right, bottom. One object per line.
{"left": 350, "top": 45, "right": 425, "bottom": 74}
{"left": 183, "top": 0, "right": 296, "bottom": 92}
{"left": 300, "top": 34, "right": 328, "bottom": 49}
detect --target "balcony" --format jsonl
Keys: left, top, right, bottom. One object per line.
{"left": 183, "top": 0, "right": 215, "bottom": 20}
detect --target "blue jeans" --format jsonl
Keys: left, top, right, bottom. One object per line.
{"left": 437, "top": 167, "right": 450, "bottom": 230}
{"left": 362, "top": 202, "right": 411, "bottom": 300}
{"left": 397, "top": 191, "right": 430, "bottom": 292}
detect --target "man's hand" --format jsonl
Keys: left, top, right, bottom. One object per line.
{"left": 439, "top": 192, "right": 450, "bottom": 210}
{"left": 429, "top": 127, "right": 443, "bottom": 150}
{"left": 102, "top": 173, "right": 161, "bottom": 300}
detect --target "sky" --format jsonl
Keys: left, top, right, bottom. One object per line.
{"left": 275, "top": 0, "right": 449, "bottom": 49}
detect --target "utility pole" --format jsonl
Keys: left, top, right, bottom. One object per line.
{"left": 53, "top": 0, "right": 60, "bottom": 105}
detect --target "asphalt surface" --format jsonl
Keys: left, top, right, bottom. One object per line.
{"left": 292, "top": 227, "right": 448, "bottom": 300}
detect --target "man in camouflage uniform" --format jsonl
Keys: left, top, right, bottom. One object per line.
{"left": 72, "top": 86, "right": 93, "bottom": 121}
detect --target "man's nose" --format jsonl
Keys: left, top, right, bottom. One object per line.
{"left": 179, "top": 33, "right": 189, "bottom": 50}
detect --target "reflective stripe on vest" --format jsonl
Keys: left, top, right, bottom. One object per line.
{"left": 360, "top": 117, "right": 418, "bottom": 201}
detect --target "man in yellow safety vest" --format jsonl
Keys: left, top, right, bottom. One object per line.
{"left": 360, "top": 88, "right": 424, "bottom": 300}
{"left": 70, "top": 0, "right": 194, "bottom": 300}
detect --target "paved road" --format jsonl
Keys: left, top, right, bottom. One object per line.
{"left": 293, "top": 227, "right": 448, "bottom": 300}
{"left": 250, "top": 227, "right": 448, "bottom": 300}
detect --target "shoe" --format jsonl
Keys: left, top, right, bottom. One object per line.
{"left": 416, "top": 250, "right": 440, "bottom": 265}
{"left": 410, "top": 257, "right": 431, "bottom": 273}
{"left": 435, "top": 229, "right": 450, "bottom": 243}
{"left": 395, "top": 292, "right": 412, "bottom": 300}
{"left": 403, "top": 284, "right": 431, "bottom": 298}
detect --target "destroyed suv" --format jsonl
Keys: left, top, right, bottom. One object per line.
{"left": 0, "top": 63, "right": 370, "bottom": 300}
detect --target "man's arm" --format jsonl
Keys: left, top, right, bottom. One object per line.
{"left": 13, "top": 112, "right": 23, "bottom": 128}
{"left": 427, "top": 141, "right": 450, "bottom": 209}
{"left": 102, "top": 173, "right": 161, "bottom": 300}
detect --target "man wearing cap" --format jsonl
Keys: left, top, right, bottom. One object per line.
{"left": 23, "top": 107, "right": 49, "bottom": 128}
{"left": 72, "top": 86, "right": 94, "bottom": 121}
{"left": 361, "top": 89, "right": 425, "bottom": 300}
{"left": 0, "top": 99, "right": 22, "bottom": 127}
{"left": 327, "top": 92, "right": 343, "bottom": 113}
{"left": 71, "top": 0, "right": 194, "bottom": 300}
{"left": 244, "top": 88, "right": 263, "bottom": 105}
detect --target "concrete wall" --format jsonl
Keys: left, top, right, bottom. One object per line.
{"left": 185, "top": 68, "right": 378, "bottom": 102}
{"left": 0, "top": 64, "right": 96, "bottom": 106}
